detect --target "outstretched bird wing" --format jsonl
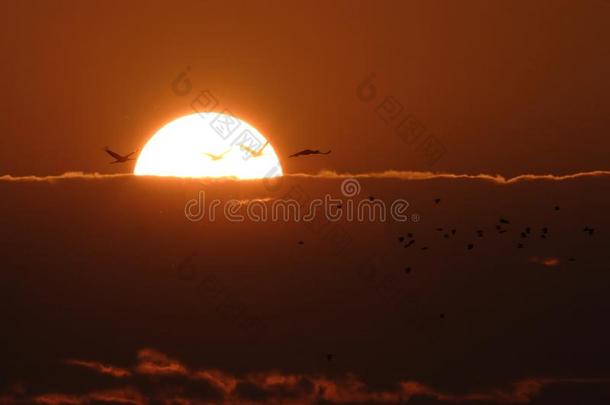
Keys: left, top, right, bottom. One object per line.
{"left": 289, "top": 149, "right": 314, "bottom": 158}
{"left": 289, "top": 149, "right": 331, "bottom": 158}
{"left": 239, "top": 144, "right": 259, "bottom": 155}
{"left": 104, "top": 147, "right": 124, "bottom": 160}
{"left": 241, "top": 141, "right": 269, "bottom": 156}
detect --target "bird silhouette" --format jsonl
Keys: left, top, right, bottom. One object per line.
{"left": 104, "top": 147, "right": 136, "bottom": 163}
{"left": 554, "top": 206, "right": 561, "bottom": 211}
{"left": 467, "top": 243, "right": 474, "bottom": 250}
{"left": 451, "top": 229, "right": 457, "bottom": 236}
{"left": 398, "top": 236, "right": 405, "bottom": 243}
{"left": 326, "top": 354, "right": 333, "bottom": 362}
{"left": 404, "top": 267, "right": 412, "bottom": 274}
{"left": 404, "top": 240, "right": 415, "bottom": 248}
{"left": 240, "top": 141, "right": 269, "bottom": 158}
{"left": 297, "top": 240, "right": 305, "bottom": 245}
{"left": 476, "top": 230, "right": 484, "bottom": 237}
{"left": 517, "top": 243, "right": 524, "bottom": 249}
{"left": 203, "top": 149, "right": 231, "bottom": 161}
{"left": 583, "top": 227, "right": 595, "bottom": 236}
{"left": 499, "top": 218, "right": 510, "bottom": 224}
{"left": 288, "top": 149, "right": 331, "bottom": 158}
{"left": 434, "top": 198, "right": 441, "bottom": 204}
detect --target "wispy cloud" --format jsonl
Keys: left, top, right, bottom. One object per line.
{"left": 0, "top": 172, "right": 132, "bottom": 182}
{"left": 529, "top": 256, "right": 561, "bottom": 267}
{"left": 1, "top": 170, "right": 609, "bottom": 184}
{"left": 135, "top": 348, "right": 190, "bottom": 377}
{"left": 292, "top": 169, "right": 610, "bottom": 184}
{"left": 32, "top": 388, "right": 145, "bottom": 405}
{"left": 56, "top": 349, "right": 610, "bottom": 404}
{"left": 64, "top": 359, "right": 131, "bottom": 378}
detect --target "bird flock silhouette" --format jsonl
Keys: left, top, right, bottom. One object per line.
{"left": 394, "top": 199, "right": 598, "bottom": 276}
{"left": 105, "top": 144, "right": 331, "bottom": 164}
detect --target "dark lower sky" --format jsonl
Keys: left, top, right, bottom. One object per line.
{"left": 1, "top": 0, "right": 609, "bottom": 177}
{"left": 1, "top": 173, "right": 610, "bottom": 404}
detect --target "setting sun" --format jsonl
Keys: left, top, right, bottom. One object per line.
{"left": 134, "top": 113, "right": 283, "bottom": 179}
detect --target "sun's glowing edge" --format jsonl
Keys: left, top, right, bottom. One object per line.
{"left": 134, "top": 114, "right": 283, "bottom": 179}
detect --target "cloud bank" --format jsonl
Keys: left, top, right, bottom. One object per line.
{"left": 1, "top": 170, "right": 609, "bottom": 184}
{"left": 1, "top": 349, "right": 604, "bottom": 405}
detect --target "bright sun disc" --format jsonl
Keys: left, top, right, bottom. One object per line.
{"left": 134, "top": 113, "right": 283, "bottom": 179}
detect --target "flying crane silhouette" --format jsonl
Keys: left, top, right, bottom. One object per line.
{"left": 288, "top": 149, "right": 331, "bottom": 158}
{"left": 104, "top": 147, "right": 136, "bottom": 164}
{"left": 240, "top": 141, "right": 269, "bottom": 158}
{"left": 203, "top": 149, "right": 231, "bottom": 161}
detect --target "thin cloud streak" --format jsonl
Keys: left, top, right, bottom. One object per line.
{"left": 1, "top": 170, "right": 610, "bottom": 184}
{"left": 64, "top": 359, "right": 132, "bottom": 378}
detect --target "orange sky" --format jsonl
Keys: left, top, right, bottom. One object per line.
{"left": 1, "top": 0, "right": 609, "bottom": 177}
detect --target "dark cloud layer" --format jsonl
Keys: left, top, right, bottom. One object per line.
{"left": 1, "top": 175, "right": 609, "bottom": 404}
{"left": 1, "top": 349, "right": 608, "bottom": 404}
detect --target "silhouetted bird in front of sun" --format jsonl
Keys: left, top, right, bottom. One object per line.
{"left": 240, "top": 141, "right": 269, "bottom": 158}
{"left": 288, "top": 149, "right": 331, "bottom": 158}
{"left": 434, "top": 198, "right": 441, "bottom": 204}
{"left": 104, "top": 147, "right": 136, "bottom": 163}
{"left": 467, "top": 243, "right": 474, "bottom": 250}
{"left": 499, "top": 218, "right": 510, "bottom": 225}
{"left": 583, "top": 227, "right": 595, "bottom": 236}
{"left": 203, "top": 149, "right": 231, "bottom": 161}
